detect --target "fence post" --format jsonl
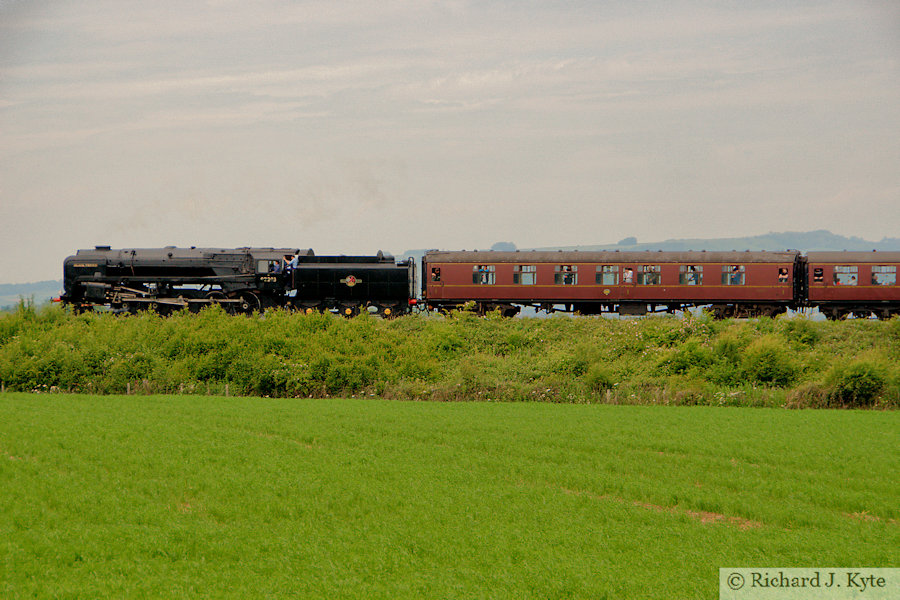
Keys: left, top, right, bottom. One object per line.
{"left": 225, "top": 384, "right": 230, "bottom": 397}
{"left": 1, "top": 381, "right": 5, "bottom": 394}
{"left": 126, "top": 382, "right": 131, "bottom": 395}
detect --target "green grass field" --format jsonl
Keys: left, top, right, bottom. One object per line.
{"left": 1, "top": 394, "right": 896, "bottom": 599}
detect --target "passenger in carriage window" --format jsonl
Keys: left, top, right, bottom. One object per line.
{"left": 778, "top": 268, "right": 788, "bottom": 283}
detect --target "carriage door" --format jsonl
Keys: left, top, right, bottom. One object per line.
{"left": 426, "top": 259, "right": 443, "bottom": 300}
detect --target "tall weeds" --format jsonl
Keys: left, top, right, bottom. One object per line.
{"left": 1, "top": 304, "right": 897, "bottom": 408}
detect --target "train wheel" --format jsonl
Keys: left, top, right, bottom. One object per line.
{"left": 240, "top": 292, "right": 262, "bottom": 314}
{"left": 256, "top": 294, "right": 276, "bottom": 313}
{"left": 500, "top": 304, "right": 521, "bottom": 318}
{"left": 712, "top": 305, "right": 738, "bottom": 319}
{"left": 205, "top": 291, "right": 238, "bottom": 314}
{"left": 825, "top": 308, "right": 850, "bottom": 321}
{"left": 340, "top": 304, "right": 360, "bottom": 318}
{"left": 757, "top": 305, "right": 784, "bottom": 318}
{"left": 378, "top": 304, "right": 401, "bottom": 319}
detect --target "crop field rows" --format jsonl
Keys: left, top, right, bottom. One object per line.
{"left": 1, "top": 395, "right": 897, "bottom": 599}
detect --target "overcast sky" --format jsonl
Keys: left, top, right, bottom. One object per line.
{"left": 2, "top": 1, "right": 899, "bottom": 283}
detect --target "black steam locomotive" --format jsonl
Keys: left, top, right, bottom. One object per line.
{"left": 62, "top": 246, "right": 416, "bottom": 316}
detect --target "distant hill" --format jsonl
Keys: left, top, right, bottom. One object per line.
{"left": 0, "top": 280, "right": 62, "bottom": 311}
{"left": 532, "top": 230, "right": 900, "bottom": 252}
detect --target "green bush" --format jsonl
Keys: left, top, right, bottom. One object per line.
{"left": 740, "top": 336, "right": 796, "bottom": 387}
{"left": 825, "top": 361, "right": 886, "bottom": 407}
{"left": 661, "top": 340, "right": 713, "bottom": 376}
{"left": 780, "top": 317, "right": 820, "bottom": 347}
{"left": 640, "top": 318, "right": 685, "bottom": 348}
{"left": 583, "top": 363, "right": 615, "bottom": 392}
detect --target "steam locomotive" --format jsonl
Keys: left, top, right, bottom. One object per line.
{"left": 62, "top": 246, "right": 416, "bottom": 317}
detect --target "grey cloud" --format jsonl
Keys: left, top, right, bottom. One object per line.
{"left": 1, "top": 1, "right": 898, "bottom": 282}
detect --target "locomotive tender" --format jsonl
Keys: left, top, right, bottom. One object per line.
{"left": 62, "top": 246, "right": 416, "bottom": 316}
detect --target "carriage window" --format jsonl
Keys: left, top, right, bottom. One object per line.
{"left": 778, "top": 268, "right": 789, "bottom": 283}
{"left": 596, "top": 265, "right": 618, "bottom": 285}
{"left": 637, "top": 265, "right": 661, "bottom": 285}
{"left": 623, "top": 267, "right": 633, "bottom": 283}
{"left": 813, "top": 268, "right": 824, "bottom": 283}
{"left": 431, "top": 267, "right": 441, "bottom": 282}
{"left": 722, "top": 265, "right": 745, "bottom": 285}
{"left": 679, "top": 265, "right": 702, "bottom": 285}
{"left": 872, "top": 265, "right": 896, "bottom": 286}
{"left": 554, "top": 265, "right": 578, "bottom": 285}
{"left": 513, "top": 265, "right": 536, "bottom": 285}
{"left": 833, "top": 265, "right": 857, "bottom": 286}
{"left": 473, "top": 265, "right": 495, "bottom": 285}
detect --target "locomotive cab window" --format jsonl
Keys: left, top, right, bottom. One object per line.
{"left": 833, "top": 265, "right": 857, "bottom": 286}
{"left": 722, "top": 265, "right": 745, "bottom": 285}
{"left": 513, "top": 265, "right": 536, "bottom": 285}
{"left": 257, "top": 260, "right": 282, "bottom": 274}
{"left": 637, "top": 265, "right": 661, "bottom": 285}
{"left": 596, "top": 265, "right": 618, "bottom": 285}
{"left": 554, "top": 265, "right": 578, "bottom": 285}
{"left": 679, "top": 265, "right": 702, "bottom": 285}
{"left": 872, "top": 265, "right": 896, "bottom": 286}
{"left": 473, "top": 265, "right": 495, "bottom": 285}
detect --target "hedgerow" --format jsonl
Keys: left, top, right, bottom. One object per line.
{"left": 0, "top": 301, "right": 898, "bottom": 408}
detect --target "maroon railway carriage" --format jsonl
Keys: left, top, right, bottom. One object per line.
{"left": 423, "top": 250, "right": 801, "bottom": 317}
{"left": 805, "top": 251, "right": 900, "bottom": 320}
